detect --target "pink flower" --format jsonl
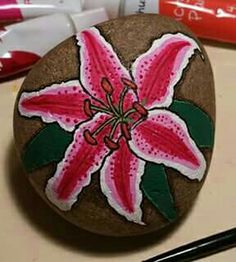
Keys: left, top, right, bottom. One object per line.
{"left": 19, "top": 28, "right": 206, "bottom": 224}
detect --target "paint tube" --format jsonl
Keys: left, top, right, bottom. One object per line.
{"left": 83, "top": 0, "right": 236, "bottom": 44}
{"left": 0, "top": 8, "right": 108, "bottom": 79}
{"left": 0, "top": 0, "right": 82, "bottom": 23}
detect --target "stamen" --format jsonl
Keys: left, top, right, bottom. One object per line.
{"left": 132, "top": 118, "right": 146, "bottom": 130}
{"left": 119, "top": 86, "right": 128, "bottom": 115}
{"left": 109, "top": 118, "right": 121, "bottom": 139}
{"left": 121, "top": 122, "right": 131, "bottom": 141}
{"left": 84, "top": 99, "right": 94, "bottom": 118}
{"left": 106, "top": 94, "right": 119, "bottom": 117}
{"left": 90, "top": 105, "right": 113, "bottom": 115}
{"left": 133, "top": 102, "right": 148, "bottom": 117}
{"left": 101, "top": 78, "right": 113, "bottom": 95}
{"left": 121, "top": 78, "right": 137, "bottom": 90}
{"left": 83, "top": 130, "right": 97, "bottom": 145}
{"left": 93, "top": 117, "right": 116, "bottom": 136}
{"left": 123, "top": 108, "right": 136, "bottom": 118}
{"left": 119, "top": 78, "right": 137, "bottom": 115}
{"left": 104, "top": 136, "right": 119, "bottom": 150}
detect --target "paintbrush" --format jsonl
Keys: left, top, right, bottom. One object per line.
{"left": 143, "top": 227, "right": 236, "bottom": 262}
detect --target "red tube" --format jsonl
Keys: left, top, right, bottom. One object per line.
{"left": 159, "top": 0, "right": 236, "bottom": 43}
{"left": 94, "top": 0, "right": 236, "bottom": 44}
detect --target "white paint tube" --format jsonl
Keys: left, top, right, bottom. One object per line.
{"left": 0, "top": 8, "right": 108, "bottom": 79}
{"left": 0, "top": 0, "right": 82, "bottom": 22}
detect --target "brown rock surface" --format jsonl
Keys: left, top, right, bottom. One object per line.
{"left": 14, "top": 14, "right": 215, "bottom": 236}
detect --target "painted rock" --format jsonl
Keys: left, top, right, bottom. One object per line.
{"left": 14, "top": 14, "right": 215, "bottom": 236}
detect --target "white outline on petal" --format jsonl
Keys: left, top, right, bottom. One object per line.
{"left": 45, "top": 113, "right": 110, "bottom": 211}
{"left": 129, "top": 109, "right": 206, "bottom": 181}
{"left": 132, "top": 33, "right": 201, "bottom": 109}
{"left": 19, "top": 31, "right": 208, "bottom": 225}
{"left": 18, "top": 80, "right": 87, "bottom": 132}
{"left": 76, "top": 27, "right": 130, "bottom": 101}
{"left": 100, "top": 143, "right": 146, "bottom": 225}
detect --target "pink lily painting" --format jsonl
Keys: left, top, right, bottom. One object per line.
{"left": 18, "top": 28, "right": 213, "bottom": 224}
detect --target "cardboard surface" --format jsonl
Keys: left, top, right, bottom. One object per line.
{"left": 0, "top": 42, "right": 235, "bottom": 261}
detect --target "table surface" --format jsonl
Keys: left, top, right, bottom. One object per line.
{"left": 0, "top": 42, "right": 236, "bottom": 262}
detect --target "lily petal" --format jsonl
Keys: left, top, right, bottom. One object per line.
{"left": 77, "top": 27, "right": 135, "bottom": 108}
{"left": 132, "top": 33, "right": 200, "bottom": 109}
{"left": 100, "top": 137, "right": 145, "bottom": 224}
{"left": 45, "top": 113, "right": 111, "bottom": 211}
{"left": 18, "top": 80, "right": 92, "bottom": 132}
{"left": 129, "top": 110, "right": 206, "bottom": 181}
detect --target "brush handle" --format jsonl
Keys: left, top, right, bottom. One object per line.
{"left": 143, "top": 228, "right": 236, "bottom": 262}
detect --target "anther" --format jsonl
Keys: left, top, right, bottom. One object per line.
{"left": 121, "top": 122, "right": 131, "bottom": 141}
{"left": 101, "top": 77, "right": 113, "bottom": 95}
{"left": 121, "top": 78, "right": 137, "bottom": 90}
{"left": 83, "top": 130, "right": 97, "bottom": 145}
{"left": 84, "top": 99, "right": 94, "bottom": 118}
{"left": 133, "top": 102, "right": 148, "bottom": 117}
{"left": 104, "top": 136, "right": 119, "bottom": 150}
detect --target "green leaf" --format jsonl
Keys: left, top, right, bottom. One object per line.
{"left": 23, "top": 123, "right": 73, "bottom": 172}
{"left": 141, "top": 163, "right": 177, "bottom": 222}
{"left": 169, "top": 100, "right": 214, "bottom": 148}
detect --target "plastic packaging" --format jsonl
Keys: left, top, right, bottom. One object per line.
{"left": 0, "top": 0, "right": 82, "bottom": 23}
{"left": 0, "top": 8, "right": 108, "bottom": 79}
{"left": 84, "top": 0, "right": 236, "bottom": 44}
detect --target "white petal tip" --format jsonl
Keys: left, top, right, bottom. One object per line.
{"left": 137, "top": 221, "right": 146, "bottom": 226}
{"left": 186, "top": 169, "right": 205, "bottom": 182}
{"left": 45, "top": 183, "right": 74, "bottom": 212}
{"left": 189, "top": 156, "right": 206, "bottom": 182}
{"left": 197, "top": 172, "right": 205, "bottom": 181}
{"left": 125, "top": 211, "right": 145, "bottom": 226}
{"left": 132, "top": 219, "right": 145, "bottom": 226}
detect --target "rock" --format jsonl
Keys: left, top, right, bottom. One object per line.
{"left": 14, "top": 14, "right": 215, "bottom": 236}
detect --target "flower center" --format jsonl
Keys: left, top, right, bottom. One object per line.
{"left": 83, "top": 77, "right": 148, "bottom": 150}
